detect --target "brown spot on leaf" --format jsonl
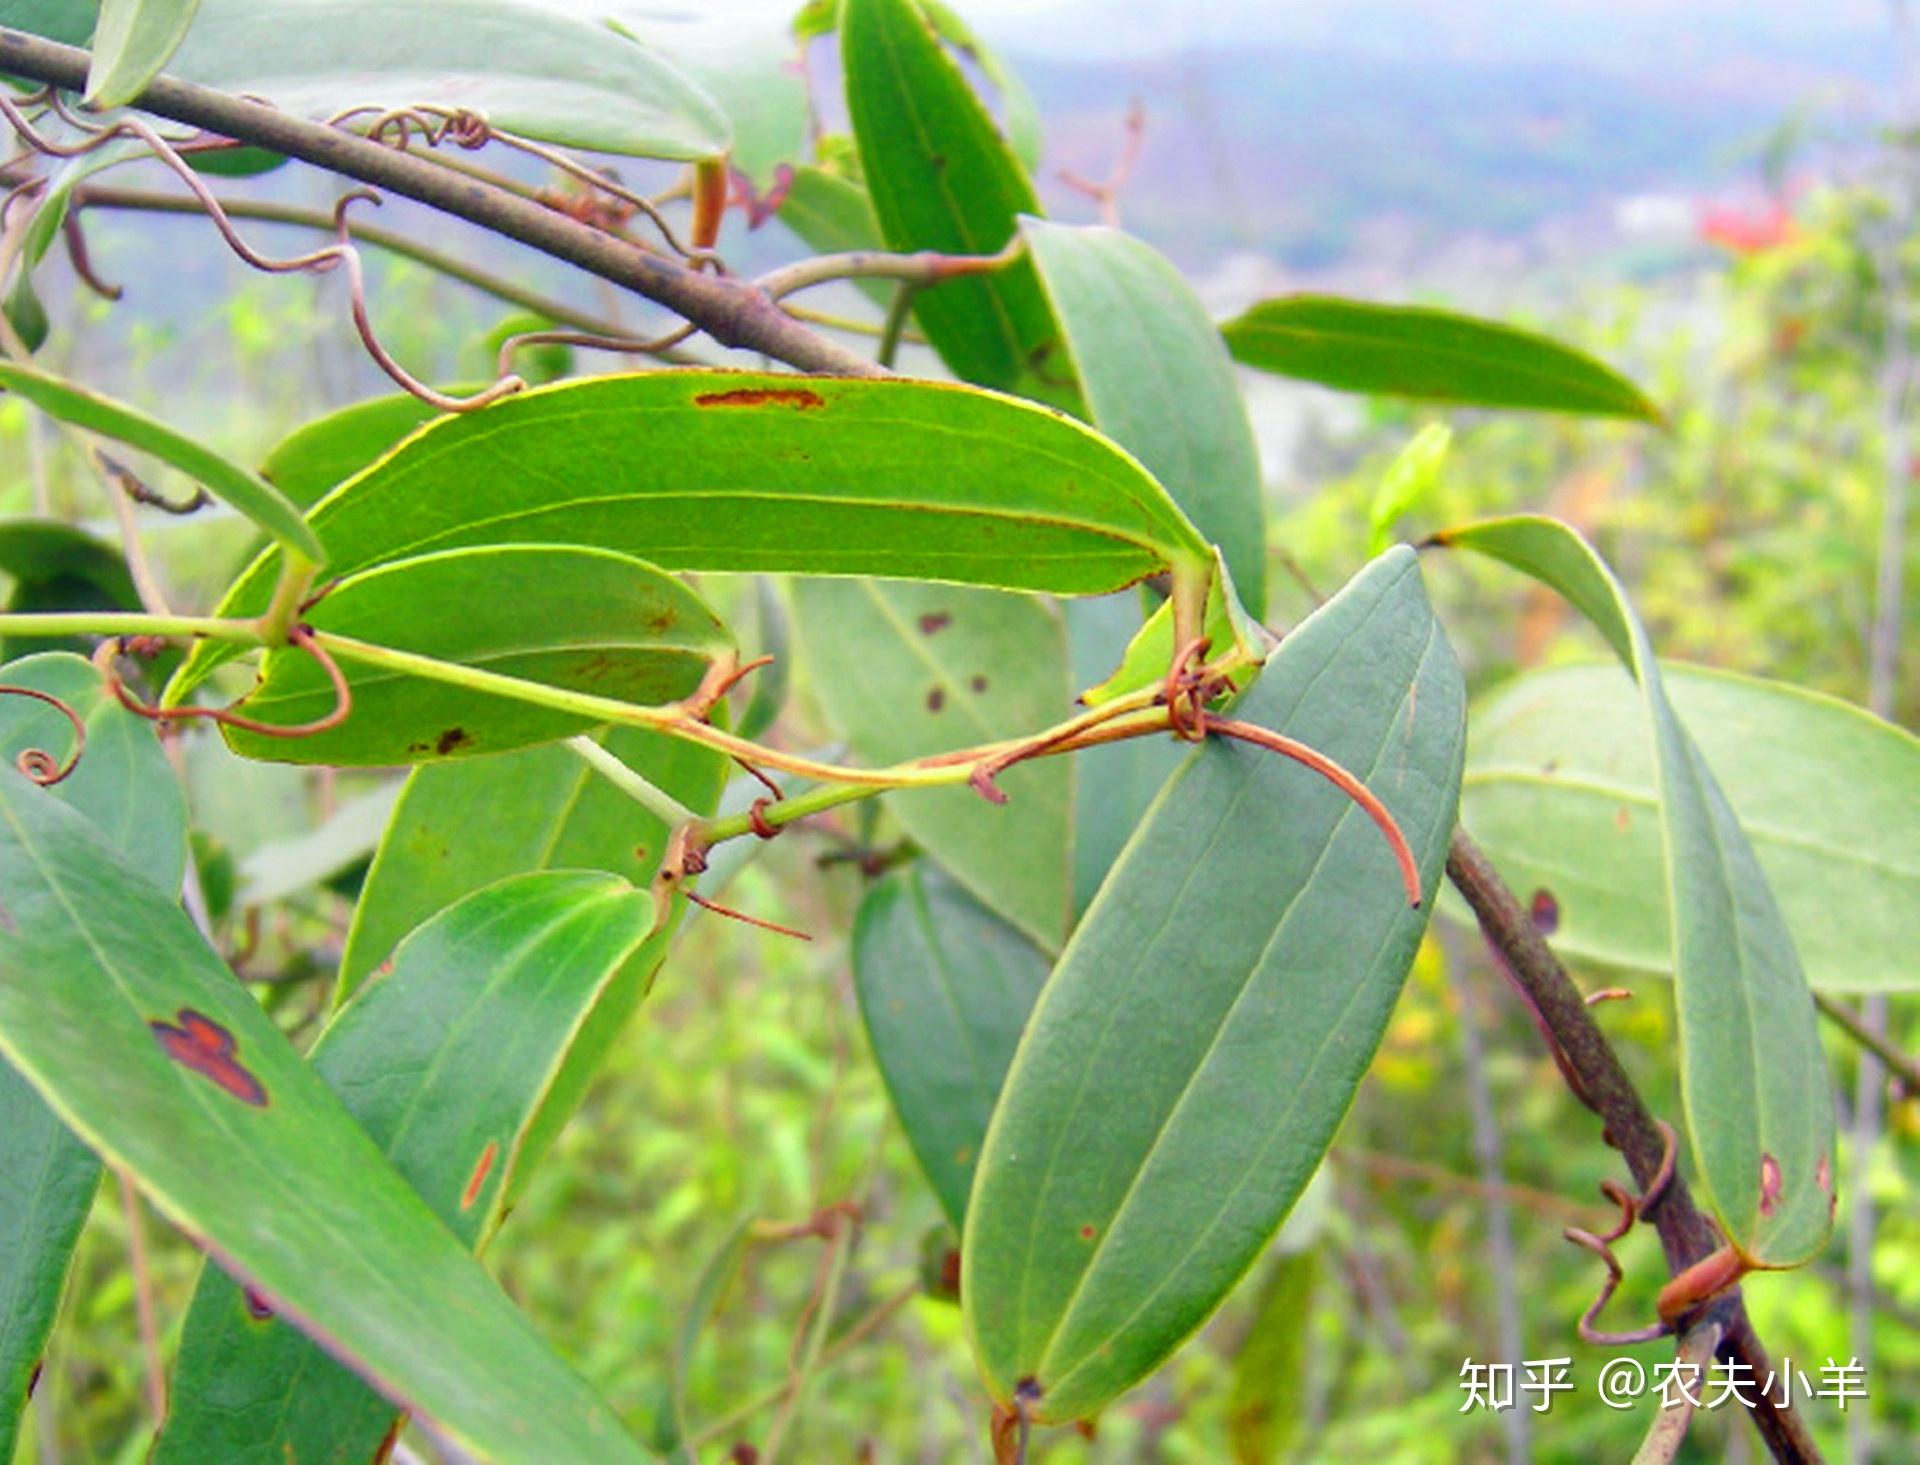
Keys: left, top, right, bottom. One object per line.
{"left": 939, "top": 1247, "right": 962, "bottom": 1296}
{"left": 1615, "top": 807, "right": 1632, "bottom": 832}
{"left": 1759, "top": 1152, "right": 1783, "bottom": 1215}
{"left": 694, "top": 387, "right": 825, "bottom": 410}
{"left": 1079, "top": 1224, "right": 1096, "bottom": 1241}
{"left": 435, "top": 727, "right": 470, "bottom": 756}
{"left": 1529, "top": 888, "right": 1560, "bottom": 935}
{"left": 917, "top": 611, "right": 952, "bottom": 635}
{"left": 243, "top": 1287, "right": 274, "bottom": 1321}
{"left": 462, "top": 1140, "right": 499, "bottom": 1211}
{"left": 151, "top": 1009, "right": 268, "bottom": 1107}
{"left": 970, "top": 675, "right": 989, "bottom": 693}
{"left": 927, "top": 687, "right": 945, "bottom": 713}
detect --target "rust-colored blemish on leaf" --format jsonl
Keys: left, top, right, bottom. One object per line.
{"left": 927, "top": 687, "right": 945, "bottom": 713}
{"left": 917, "top": 611, "right": 952, "bottom": 635}
{"left": 435, "top": 727, "right": 471, "bottom": 756}
{"left": 1817, "top": 1153, "right": 1832, "bottom": 1192}
{"left": 1529, "top": 887, "right": 1560, "bottom": 935}
{"left": 150, "top": 1009, "right": 268, "bottom": 1107}
{"left": 1759, "top": 1152, "right": 1783, "bottom": 1216}
{"left": 939, "top": 1247, "right": 962, "bottom": 1296}
{"left": 970, "top": 675, "right": 989, "bottom": 693}
{"left": 243, "top": 1287, "right": 274, "bottom": 1321}
{"left": 1614, "top": 806, "right": 1632, "bottom": 832}
{"left": 461, "top": 1139, "right": 500, "bottom": 1211}
{"left": 693, "top": 387, "right": 825, "bottom": 410}
{"left": 1078, "top": 1224, "right": 1096, "bottom": 1241}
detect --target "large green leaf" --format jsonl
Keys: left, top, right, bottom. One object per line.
{"left": 0, "top": 651, "right": 183, "bottom": 1463}
{"left": 792, "top": 578, "right": 1073, "bottom": 949}
{"left": 259, "top": 391, "right": 449, "bottom": 510}
{"left": 962, "top": 548, "right": 1463, "bottom": 1423}
{"left": 162, "top": 0, "right": 730, "bottom": 162}
{"left": 0, "top": 362, "right": 323, "bottom": 563}
{"left": 841, "top": 0, "right": 1079, "bottom": 411}
{"left": 1461, "top": 661, "right": 1920, "bottom": 994}
{"left": 155, "top": 870, "right": 659, "bottom": 1465}
{"left": 339, "top": 723, "right": 726, "bottom": 1001}
{"left": 85, "top": 0, "right": 200, "bottom": 108}
{"left": 1221, "top": 296, "right": 1661, "bottom": 422}
{"left": 1437, "top": 516, "right": 1834, "bottom": 1266}
{"left": 0, "top": 519, "right": 140, "bottom": 659}
{"left": 853, "top": 864, "right": 1049, "bottom": 1227}
{"left": 172, "top": 370, "right": 1211, "bottom": 701}
{"left": 1022, "top": 218, "right": 1267, "bottom": 617}
{"left": 0, "top": 768, "right": 649, "bottom": 1464}
{"left": 221, "top": 543, "right": 732, "bottom": 766}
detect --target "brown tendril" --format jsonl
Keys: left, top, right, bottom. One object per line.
{"left": 329, "top": 103, "right": 722, "bottom": 269}
{"left": 0, "top": 91, "right": 523, "bottom": 414}
{"left": 93, "top": 626, "right": 352, "bottom": 739}
{"left": 1198, "top": 712, "right": 1424, "bottom": 908}
{"left": 1561, "top": 1119, "right": 1682, "bottom": 1346}
{"left": 0, "top": 684, "right": 87, "bottom": 785}
{"left": 494, "top": 321, "right": 698, "bottom": 377}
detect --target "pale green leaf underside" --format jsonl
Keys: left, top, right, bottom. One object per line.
{"left": 1461, "top": 661, "right": 1920, "bottom": 994}
{"left": 962, "top": 547, "right": 1464, "bottom": 1422}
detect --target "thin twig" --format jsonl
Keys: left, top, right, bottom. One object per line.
{"left": 116, "top": 1170, "right": 167, "bottom": 1426}
{"left": 1815, "top": 991, "right": 1920, "bottom": 1092}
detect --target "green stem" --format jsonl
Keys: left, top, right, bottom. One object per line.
{"left": 254, "top": 554, "right": 317, "bottom": 647}
{"left": 562, "top": 735, "right": 695, "bottom": 826}
{"left": 877, "top": 281, "right": 917, "bottom": 369}
{"left": 0, "top": 611, "right": 261, "bottom": 642}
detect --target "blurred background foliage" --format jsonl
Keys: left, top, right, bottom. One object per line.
{"left": 2, "top": 16, "right": 1918, "bottom": 1465}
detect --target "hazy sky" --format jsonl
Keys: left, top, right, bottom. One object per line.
{"left": 690, "top": 0, "right": 1891, "bottom": 66}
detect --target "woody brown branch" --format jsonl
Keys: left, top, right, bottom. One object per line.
{"left": 0, "top": 27, "right": 882, "bottom": 378}
{"left": 1447, "top": 831, "right": 1823, "bottom": 1464}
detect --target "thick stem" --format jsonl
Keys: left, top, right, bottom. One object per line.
{"left": 1446, "top": 830, "right": 1824, "bottom": 1464}
{"left": 0, "top": 28, "right": 880, "bottom": 377}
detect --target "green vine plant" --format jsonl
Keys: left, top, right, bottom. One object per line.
{"left": 0, "top": 2, "right": 1908, "bottom": 1462}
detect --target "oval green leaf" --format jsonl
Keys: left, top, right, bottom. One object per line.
{"left": 1462, "top": 661, "right": 1920, "bottom": 994}
{"left": 853, "top": 864, "right": 1049, "bottom": 1226}
{"left": 962, "top": 547, "right": 1465, "bottom": 1422}
{"left": 220, "top": 543, "right": 732, "bottom": 766}
{"left": 85, "top": 0, "right": 201, "bottom": 108}
{"left": 1022, "top": 217, "right": 1268, "bottom": 616}
{"left": 171, "top": 370, "right": 1211, "bottom": 702}
{"left": 0, "top": 651, "right": 184, "bottom": 1463}
{"left": 793, "top": 578, "right": 1073, "bottom": 950}
{"left": 155, "top": 870, "right": 660, "bottom": 1465}
{"left": 1437, "top": 515, "right": 1834, "bottom": 1266}
{"left": 0, "top": 769, "right": 648, "bottom": 1463}
{"left": 260, "top": 390, "right": 450, "bottom": 510}
{"left": 0, "top": 361, "right": 324, "bottom": 563}
{"left": 339, "top": 724, "right": 726, "bottom": 1002}
{"left": 167, "top": 0, "right": 730, "bottom": 162}
{"left": 842, "top": 0, "right": 1080, "bottom": 411}
{"left": 1221, "top": 295, "right": 1661, "bottom": 422}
